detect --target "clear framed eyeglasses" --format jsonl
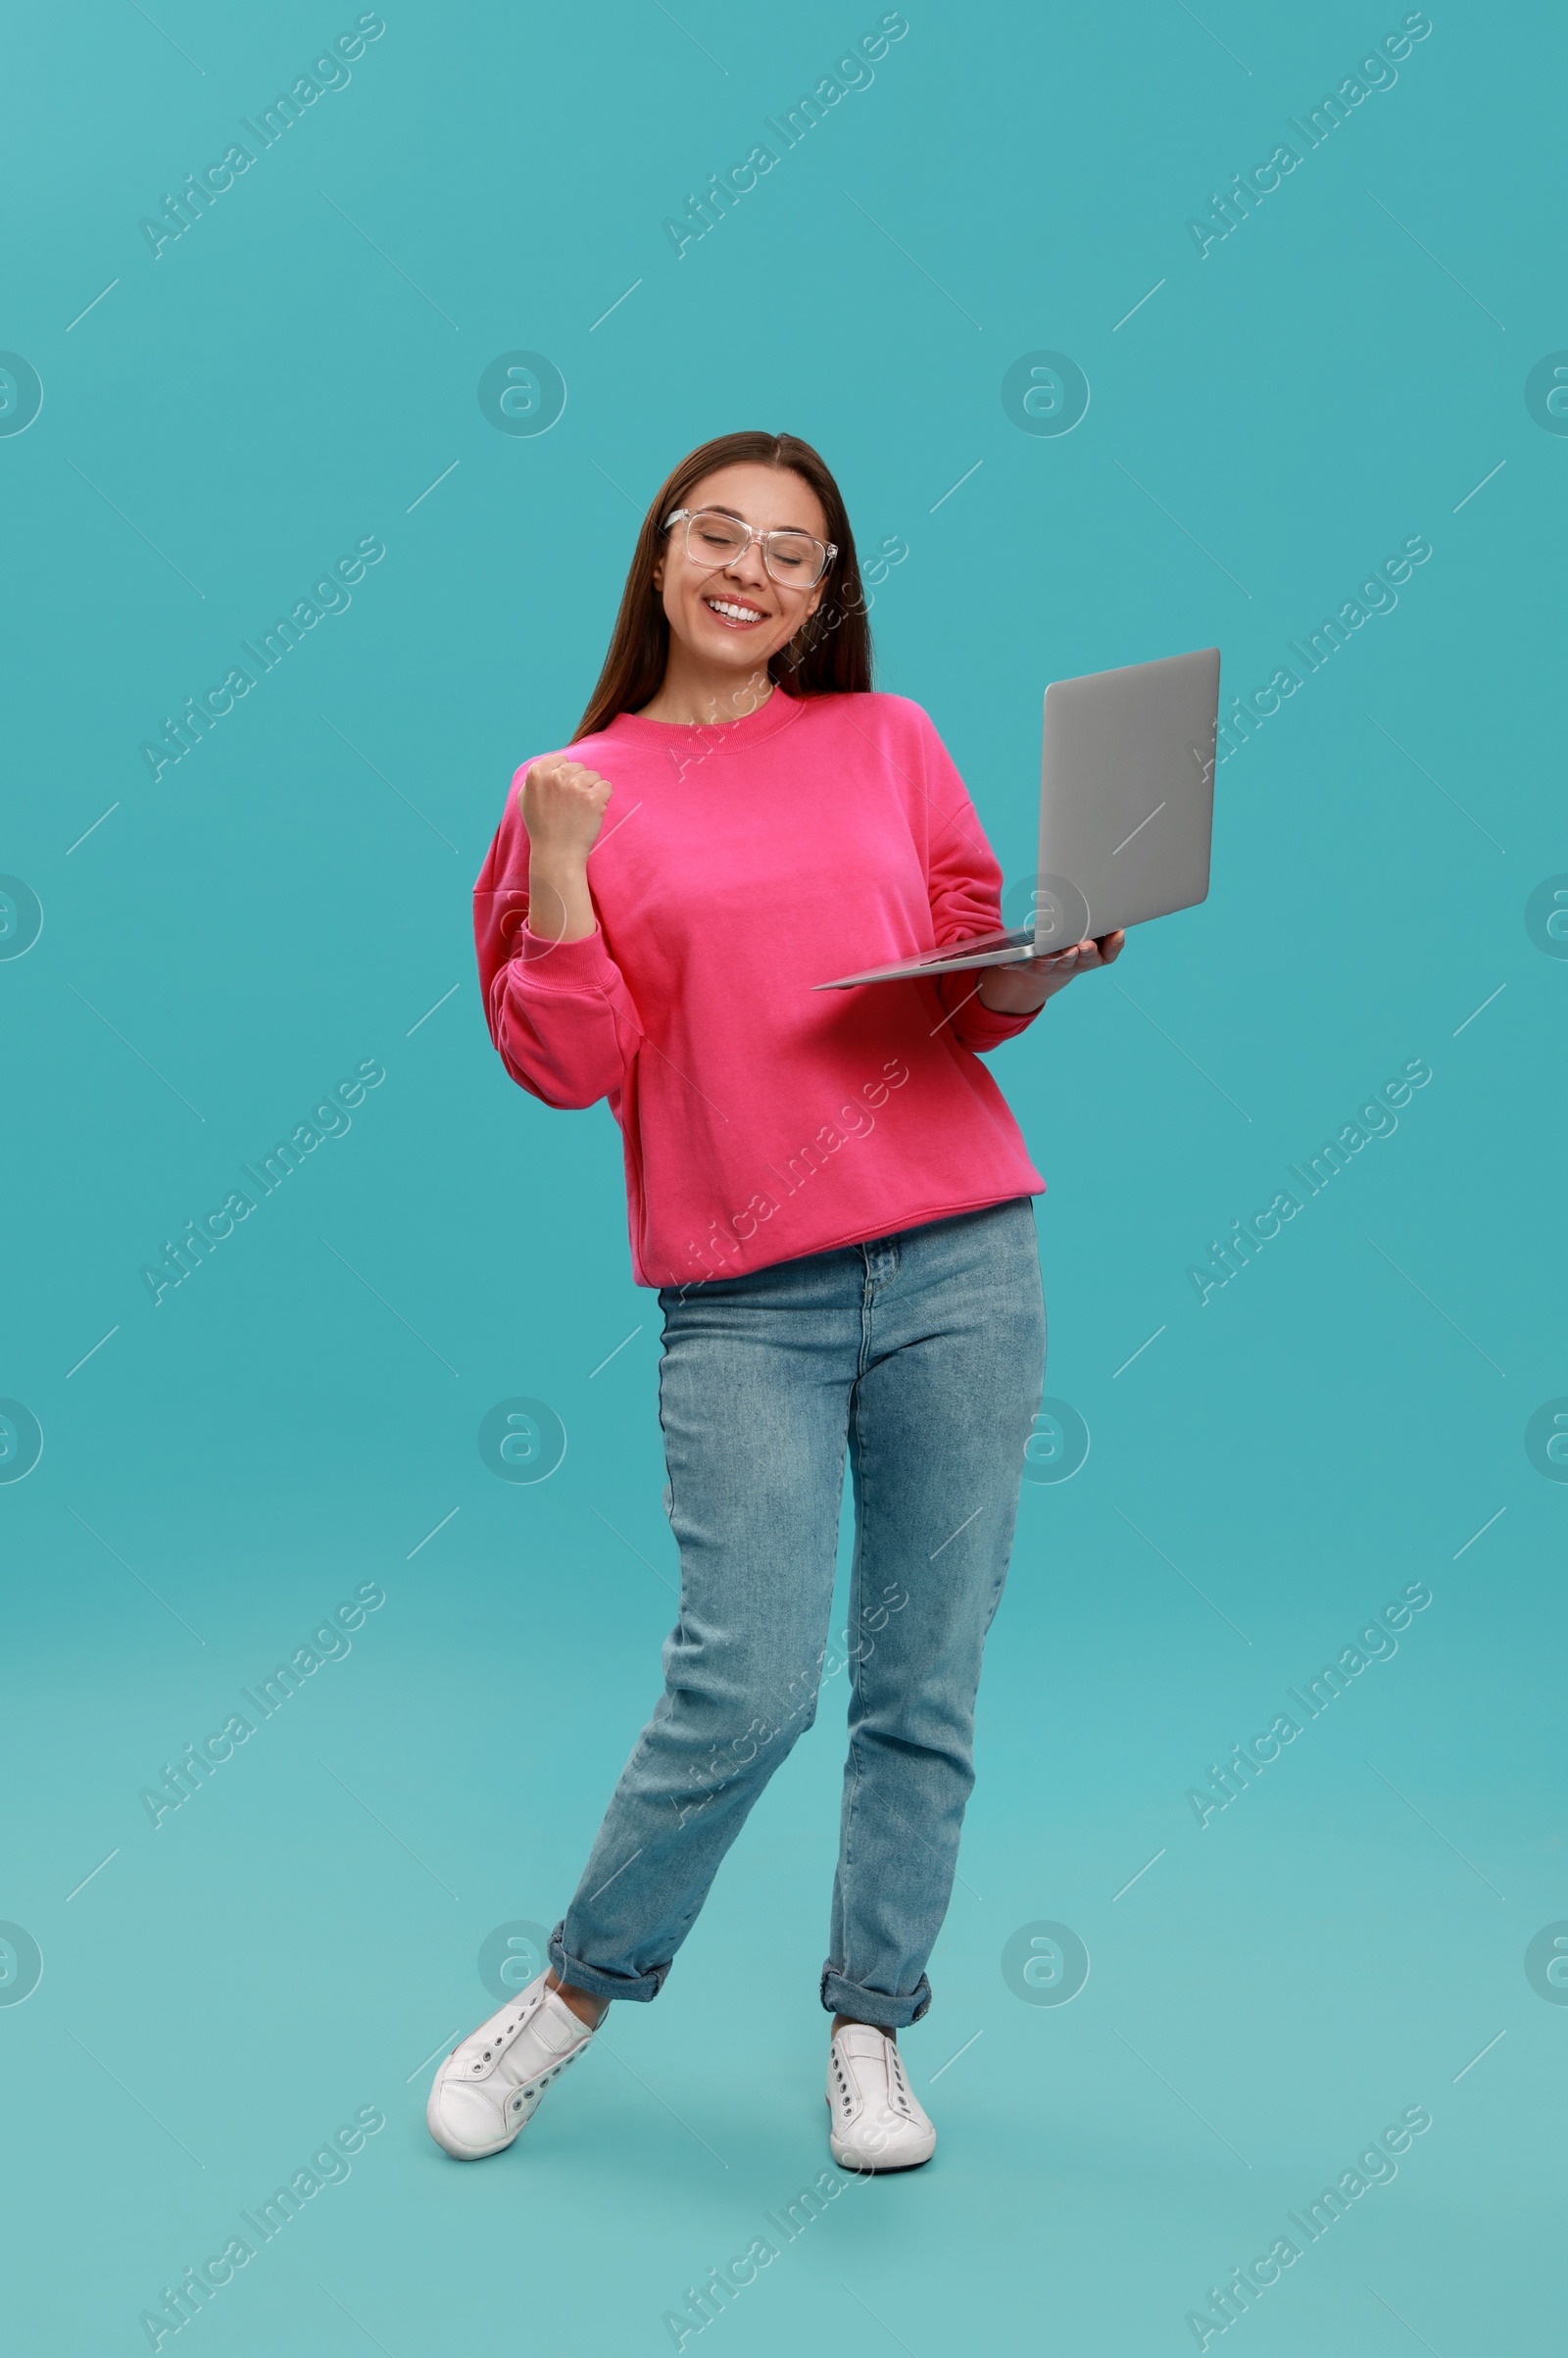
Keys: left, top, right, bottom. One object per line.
{"left": 663, "top": 507, "right": 837, "bottom": 589}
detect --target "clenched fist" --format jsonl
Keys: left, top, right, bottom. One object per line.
{"left": 519, "top": 759, "right": 613, "bottom": 859}
{"left": 516, "top": 760, "right": 611, "bottom": 948}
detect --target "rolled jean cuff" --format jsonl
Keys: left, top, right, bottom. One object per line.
{"left": 820, "top": 1964, "right": 931, "bottom": 2030}
{"left": 548, "top": 1921, "right": 668, "bottom": 2005}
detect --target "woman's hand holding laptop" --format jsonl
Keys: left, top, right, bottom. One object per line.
{"left": 976, "top": 929, "right": 1125, "bottom": 1013}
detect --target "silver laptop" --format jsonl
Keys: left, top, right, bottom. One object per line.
{"left": 814, "top": 646, "right": 1220, "bottom": 989}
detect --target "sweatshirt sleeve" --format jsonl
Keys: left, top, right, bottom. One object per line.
{"left": 910, "top": 706, "right": 1045, "bottom": 1056}
{"left": 473, "top": 771, "right": 645, "bottom": 1110}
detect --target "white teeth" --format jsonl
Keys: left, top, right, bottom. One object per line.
{"left": 707, "top": 598, "right": 762, "bottom": 622}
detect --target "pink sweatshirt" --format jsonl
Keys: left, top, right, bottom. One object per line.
{"left": 473, "top": 687, "right": 1046, "bottom": 1289}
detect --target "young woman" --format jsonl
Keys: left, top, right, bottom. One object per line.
{"left": 430, "top": 431, "right": 1121, "bottom": 2172}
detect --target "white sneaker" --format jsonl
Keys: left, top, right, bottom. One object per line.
{"left": 826, "top": 2023, "right": 937, "bottom": 2171}
{"left": 426, "top": 1973, "right": 597, "bottom": 2159}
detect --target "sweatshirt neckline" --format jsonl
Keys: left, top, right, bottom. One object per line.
{"left": 601, "top": 685, "right": 808, "bottom": 756}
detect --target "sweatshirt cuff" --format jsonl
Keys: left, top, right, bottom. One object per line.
{"left": 958, "top": 997, "right": 1043, "bottom": 1049}
{"left": 510, "top": 921, "right": 618, "bottom": 993}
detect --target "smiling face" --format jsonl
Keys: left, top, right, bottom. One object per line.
{"left": 651, "top": 462, "right": 831, "bottom": 691}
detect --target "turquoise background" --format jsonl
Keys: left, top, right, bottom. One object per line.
{"left": 2, "top": 0, "right": 1563, "bottom": 2349}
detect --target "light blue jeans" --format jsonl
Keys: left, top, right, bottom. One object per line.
{"left": 549, "top": 1196, "right": 1047, "bottom": 2030}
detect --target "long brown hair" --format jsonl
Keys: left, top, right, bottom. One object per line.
{"left": 573, "top": 430, "right": 872, "bottom": 741}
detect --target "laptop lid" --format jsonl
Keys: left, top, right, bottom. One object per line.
{"left": 1019, "top": 646, "right": 1220, "bottom": 951}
